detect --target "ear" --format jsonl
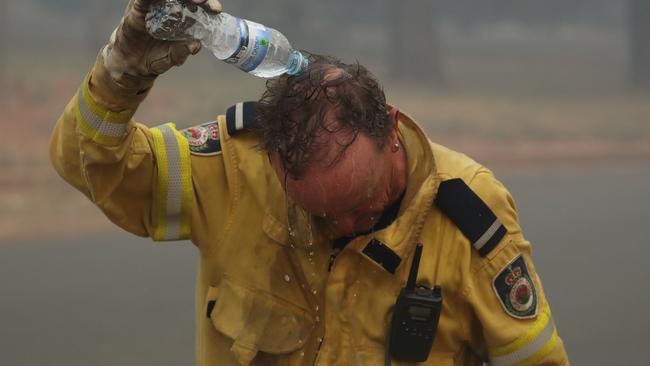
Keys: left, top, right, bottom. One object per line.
{"left": 389, "top": 106, "right": 400, "bottom": 144}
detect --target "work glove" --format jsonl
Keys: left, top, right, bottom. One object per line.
{"left": 102, "top": 0, "right": 222, "bottom": 90}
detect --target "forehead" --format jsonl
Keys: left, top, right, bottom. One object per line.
{"left": 279, "top": 131, "right": 384, "bottom": 215}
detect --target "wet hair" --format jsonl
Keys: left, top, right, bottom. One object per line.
{"left": 256, "top": 54, "right": 391, "bottom": 179}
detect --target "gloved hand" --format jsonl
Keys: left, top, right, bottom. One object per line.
{"left": 102, "top": 0, "right": 222, "bottom": 90}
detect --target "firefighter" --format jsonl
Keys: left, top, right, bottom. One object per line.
{"left": 50, "top": 0, "right": 570, "bottom": 365}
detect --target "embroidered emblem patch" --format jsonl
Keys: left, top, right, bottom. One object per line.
{"left": 493, "top": 255, "right": 538, "bottom": 319}
{"left": 181, "top": 121, "right": 222, "bottom": 156}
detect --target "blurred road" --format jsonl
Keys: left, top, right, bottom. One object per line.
{"left": 1, "top": 161, "right": 649, "bottom": 365}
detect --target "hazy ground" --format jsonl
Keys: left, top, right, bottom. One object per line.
{"left": 1, "top": 161, "right": 649, "bottom": 365}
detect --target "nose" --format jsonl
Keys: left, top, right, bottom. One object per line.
{"left": 333, "top": 216, "right": 357, "bottom": 237}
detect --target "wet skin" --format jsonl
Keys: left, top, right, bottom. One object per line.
{"left": 270, "top": 109, "right": 407, "bottom": 239}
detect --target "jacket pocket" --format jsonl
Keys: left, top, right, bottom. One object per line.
{"left": 206, "top": 277, "right": 315, "bottom": 365}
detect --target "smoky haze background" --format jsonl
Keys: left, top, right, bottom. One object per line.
{"left": 0, "top": 0, "right": 649, "bottom": 365}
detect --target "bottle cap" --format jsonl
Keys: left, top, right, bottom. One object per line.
{"left": 287, "top": 51, "right": 309, "bottom": 76}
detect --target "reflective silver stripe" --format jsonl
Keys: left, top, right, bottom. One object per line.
{"left": 473, "top": 219, "right": 502, "bottom": 251}
{"left": 235, "top": 102, "right": 244, "bottom": 131}
{"left": 158, "top": 124, "right": 183, "bottom": 240}
{"left": 77, "top": 93, "right": 127, "bottom": 137}
{"left": 490, "top": 318, "right": 555, "bottom": 366}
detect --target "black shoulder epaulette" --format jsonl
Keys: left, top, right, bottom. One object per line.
{"left": 225, "top": 101, "right": 259, "bottom": 135}
{"left": 434, "top": 178, "right": 507, "bottom": 257}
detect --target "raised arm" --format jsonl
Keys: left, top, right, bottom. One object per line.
{"left": 49, "top": 0, "right": 221, "bottom": 240}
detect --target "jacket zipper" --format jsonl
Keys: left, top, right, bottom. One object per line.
{"left": 311, "top": 336, "right": 324, "bottom": 366}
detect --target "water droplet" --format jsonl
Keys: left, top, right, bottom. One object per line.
{"left": 318, "top": 337, "right": 323, "bottom": 343}
{"left": 315, "top": 316, "right": 320, "bottom": 322}
{"left": 307, "top": 240, "right": 313, "bottom": 247}
{"left": 298, "top": 339, "right": 303, "bottom": 344}
{"left": 284, "top": 274, "right": 291, "bottom": 282}
{"left": 369, "top": 216, "right": 375, "bottom": 221}
{"left": 312, "top": 289, "right": 318, "bottom": 295}
{"left": 315, "top": 305, "right": 319, "bottom": 311}
{"left": 300, "top": 351, "right": 305, "bottom": 357}
{"left": 308, "top": 251, "right": 314, "bottom": 256}
{"left": 353, "top": 293, "right": 358, "bottom": 297}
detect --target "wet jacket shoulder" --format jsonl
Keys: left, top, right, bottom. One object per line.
{"left": 428, "top": 142, "right": 569, "bottom": 365}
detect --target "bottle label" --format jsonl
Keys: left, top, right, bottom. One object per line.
{"left": 224, "top": 19, "right": 269, "bottom": 72}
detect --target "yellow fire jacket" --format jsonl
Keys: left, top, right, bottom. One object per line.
{"left": 50, "top": 57, "right": 570, "bottom": 366}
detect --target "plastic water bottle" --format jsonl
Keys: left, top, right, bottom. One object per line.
{"left": 145, "top": 0, "right": 309, "bottom": 78}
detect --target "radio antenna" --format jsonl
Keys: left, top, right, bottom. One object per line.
{"left": 405, "top": 243, "right": 423, "bottom": 292}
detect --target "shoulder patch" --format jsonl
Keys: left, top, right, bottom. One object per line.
{"left": 225, "top": 101, "right": 259, "bottom": 135}
{"left": 493, "top": 255, "right": 538, "bottom": 319}
{"left": 180, "top": 121, "right": 222, "bottom": 156}
{"left": 434, "top": 178, "right": 507, "bottom": 256}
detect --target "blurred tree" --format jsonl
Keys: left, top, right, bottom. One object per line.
{"left": 0, "top": 0, "right": 6, "bottom": 92}
{"left": 282, "top": 0, "right": 305, "bottom": 45}
{"left": 388, "top": 0, "right": 444, "bottom": 85}
{"left": 439, "top": 0, "right": 623, "bottom": 28}
{"left": 88, "top": 0, "right": 111, "bottom": 55}
{"left": 629, "top": 0, "right": 650, "bottom": 90}
{"left": 36, "top": 0, "right": 123, "bottom": 13}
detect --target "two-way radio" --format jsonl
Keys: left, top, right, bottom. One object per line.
{"left": 387, "top": 243, "right": 443, "bottom": 362}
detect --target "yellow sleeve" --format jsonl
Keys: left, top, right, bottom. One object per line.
{"left": 466, "top": 170, "right": 570, "bottom": 366}
{"left": 49, "top": 55, "right": 193, "bottom": 241}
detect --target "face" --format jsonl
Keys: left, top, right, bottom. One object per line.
{"left": 271, "top": 124, "right": 399, "bottom": 239}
